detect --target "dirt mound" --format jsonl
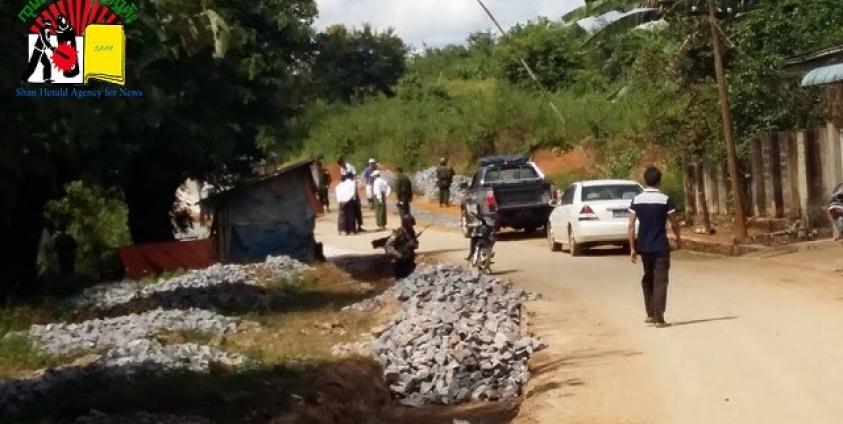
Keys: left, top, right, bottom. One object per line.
{"left": 532, "top": 148, "right": 594, "bottom": 177}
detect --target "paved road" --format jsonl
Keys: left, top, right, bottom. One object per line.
{"left": 317, "top": 209, "right": 843, "bottom": 424}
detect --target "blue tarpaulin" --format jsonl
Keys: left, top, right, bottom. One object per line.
{"left": 802, "top": 63, "right": 843, "bottom": 87}
{"left": 205, "top": 160, "right": 320, "bottom": 264}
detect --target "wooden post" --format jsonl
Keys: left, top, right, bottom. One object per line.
{"left": 695, "top": 160, "right": 712, "bottom": 234}
{"left": 708, "top": 0, "right": 747, "bottom": 240}
{"left": 796, "top": 131, "right": 810, "bottom": 228}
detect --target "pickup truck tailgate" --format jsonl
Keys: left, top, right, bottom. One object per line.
{"left": 493, "top": 181, "right": 550, "bottom": 208}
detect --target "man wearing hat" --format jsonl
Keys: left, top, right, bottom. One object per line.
{"left": 363, "top": 158, "right": 378, "bottom": 209}
{"left": 372, "top": 170, "right": 391, "bottom": 230}
{"left": 436, "top": 157, "right": 455, "bottom": 207}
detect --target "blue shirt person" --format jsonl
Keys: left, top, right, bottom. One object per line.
{"left": 627, "top": 166, "right": 682, "bottom": 327}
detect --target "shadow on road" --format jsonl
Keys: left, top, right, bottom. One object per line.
{"left": 531, "top": 349, "right": 643, "bottom": 376}
{"left": 496, "top": 231, "right": 545, "bottom": 242}
{"left": 669, "top": 316, "right": 739, "bottom": 328}
{"left": 421, "top": 248, "right": 467, "bottom": 257}
{"left": 525, "top": 378, "right": 584, "bottom": 400}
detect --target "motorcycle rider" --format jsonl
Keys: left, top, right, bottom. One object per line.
{"left": 466, "top": 210, "right": 496, "bottom": 262}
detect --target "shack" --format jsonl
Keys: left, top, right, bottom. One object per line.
{"left": 203, "top": 159, "right": 323, "bottom": 263}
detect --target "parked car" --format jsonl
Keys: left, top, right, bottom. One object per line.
{"left": 460, "top": 156, "right": 555, "bottom": 237}
{"left": 547, "top": 179, "right": 643, "bottom": 255}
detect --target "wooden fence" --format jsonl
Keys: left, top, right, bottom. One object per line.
{"left": 684, "top": 123, "right": 843, "bottom": 232}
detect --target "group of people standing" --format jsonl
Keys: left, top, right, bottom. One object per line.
{"left": 316, "top": 156, "right": 414, "bottom": 236}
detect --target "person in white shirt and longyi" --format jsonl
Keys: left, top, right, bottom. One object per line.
{"left": 372, "top": 170, "right": 391, "bottom": 231}
{"left": 335, "top": 173, "right": 358, "bottom": 235}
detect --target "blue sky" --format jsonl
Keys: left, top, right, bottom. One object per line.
{"left": 315, "top": 0, "right": 584, "bottom": 48}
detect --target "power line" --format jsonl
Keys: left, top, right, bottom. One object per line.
{"left": 473, "top": 0, "right": 566, "bottom": 125}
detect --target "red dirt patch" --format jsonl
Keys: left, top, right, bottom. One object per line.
{"left": 532, "top": 148, "right": 595, "bottom": 177}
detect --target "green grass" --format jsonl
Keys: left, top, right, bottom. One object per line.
{"left": 0, "top": 301, "right": 77, "bottom": 376}
{"left": 0, "top": 332, "right": 65, "bottom": 377}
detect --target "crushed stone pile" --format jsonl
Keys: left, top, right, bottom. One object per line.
{"left": 27, "top": 308, "right": 239, "bottom": 356}
{"left": 411, "top": 167, "right": 471, "bottom": 205}
{"left": 2, "top": 256, "right": 313, "bottom": 417}
{"left": 0, "top": 339, "right": 243, "bottom": 414}
{"left": 73, "top": 255, "right": 310, "bottom": 310}
{"left": 345, "top": 265, "right": 543, "bottom": 407}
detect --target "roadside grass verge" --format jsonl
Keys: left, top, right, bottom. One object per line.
{"left": 0, "top": 299, "right": 78, "bottom": 377}
{"left": 3, "top": 261, "right": 398, "bottom": 423}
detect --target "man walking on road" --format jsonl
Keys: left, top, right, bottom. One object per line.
{"left": 436, "top": 157, "right": 455, "bottom": 207}
{"left": 395, "top": 166, "right": 413, "bottom": 215}
{"left": 363, "top": 158, "right": 378, "bottom": 209}
{"left": 628, "top": 166, "right": 682, "bottom": 328}
{"left": 337, "top": 156, "right": 364, "bottom": 231}
{"left": 335, "top": 173, "right": 357, "bottom": 235}
{"left": 372, "top": 170, "right": 391, "bottom": 230}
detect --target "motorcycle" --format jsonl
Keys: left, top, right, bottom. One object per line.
{"left": 827, "top": 183, "right": 843, "bottom": 241}
{"left": 468, "top": 213, "right": 496, "bottom": 274}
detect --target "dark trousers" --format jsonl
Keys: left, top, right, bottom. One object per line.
{"left": 338, "top": 202, "right": 356, "bottom": 234}
{"left": 353, "top": 197, "right": 363, "bottom": 229}
{"left": 641, "top": 253, "right": 670, "bottom": 320}
{"left": 398, "top": 199, "right": 411, "bottom": 215}
{"left": 439, "top": 187, "right": 450, "bottom": 206}
{"left": 318, "top": 187, "right": 329, "bottom": 211}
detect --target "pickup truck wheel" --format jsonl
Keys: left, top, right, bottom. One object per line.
{"left": 569, "top": 228, "right": 583, "bottom": 257}
{"left": 460, "top": 211, "right": 471, "bottom": 239}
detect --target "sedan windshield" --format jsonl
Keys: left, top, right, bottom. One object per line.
{"left": 581, "top": 184, "right": 642, "bottom": 201}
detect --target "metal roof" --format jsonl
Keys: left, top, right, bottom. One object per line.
{"left": 201, "top": 159, "right": 315, "bottom": 204}
{"left": 784, "top": 44, "right": 843, "bottom": 68}
{"left": 801, "top": 63, "right": 843, "bottom": 87}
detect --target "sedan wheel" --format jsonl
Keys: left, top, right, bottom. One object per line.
{"left": 548, "top": 222, "right": 562, "bottom": 252}
{"left": 569, "top": 228, "right": 583, "bottom": 257}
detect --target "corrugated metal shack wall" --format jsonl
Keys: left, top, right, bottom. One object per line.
{"left": 223, "top": 168, "right": 316, "bottom": 263}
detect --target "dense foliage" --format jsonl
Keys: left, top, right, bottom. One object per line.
{"left": 4, "top": 0, "right": 843, "bottom": 291}
{"left": 311, "top": 25, "right": 408, "bottom": 102}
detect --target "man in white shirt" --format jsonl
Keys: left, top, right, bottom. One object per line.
{"left": 337, "top": 156, "right": 364, "bottom": 231}
{"left": 372, "top": 170, "right": 391, "bottom": 230}
{"left": 335, "top": 174, "right": 357, "bottom": 235}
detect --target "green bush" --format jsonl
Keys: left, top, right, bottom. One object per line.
{"left": 43, "top": 181, "right": 131, "bottom": 282}
{"left": 661, "top": 172, "right": 685, "bottom": 213}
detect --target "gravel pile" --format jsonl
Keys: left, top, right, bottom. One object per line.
{"left": 2, "top": 257, "right": 313, "bottom": 416}
{"left": 98, "top": 339, "right": 245, "bottom": 370}
{"left": 348, "top": 265, "right": 543, "bottom": 407}
{"left": 411, "top": 167, "right": 471, "bottom": 205}
{"left": 28, "top": 308, "right": 239, "bottom": 356}
{"left": 0, "top": 340, "right": 243, "bottom": 414}
{"left": 74, "top": 255, "right": 310, "bottom": 310}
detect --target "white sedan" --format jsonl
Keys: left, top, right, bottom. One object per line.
{"left": 547, "top": 180, "right": 643, "bottom": 256}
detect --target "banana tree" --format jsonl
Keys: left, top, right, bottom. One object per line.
{"left": 573, "top": 0, "right": 755, "bottom": 240}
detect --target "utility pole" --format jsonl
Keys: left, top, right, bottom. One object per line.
{"left": 474, "top": 0, "right": 565, "bottom": 124}
{"left": 707, "top": 0, "right": 747, "bottom": 241}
